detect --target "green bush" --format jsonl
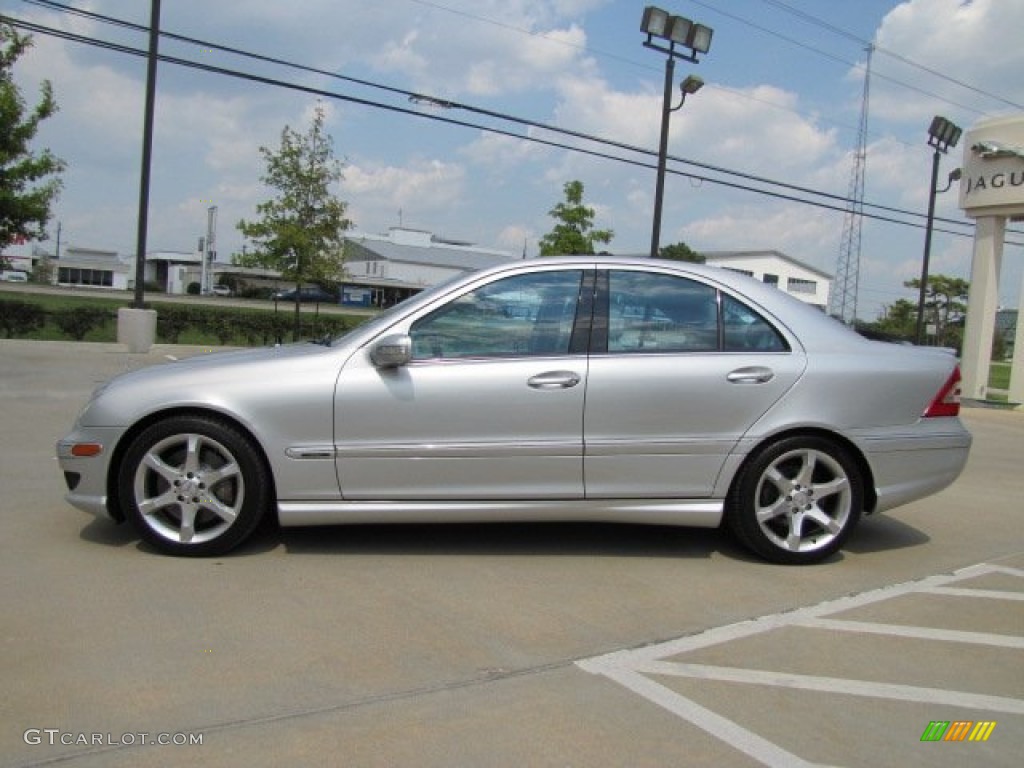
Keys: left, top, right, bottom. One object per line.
{"left": 0, "top": 294, "right": 367, "bottom": 345}
{"left": 0, "top": 299, "right": 46, "bottom": 338}
{"left": 156, "top": 306, "right": 193, "bottom": 343}
{"left": 53, "top": 307, "right": 112, "bottom": 341}
{"left": 240, "top": 285, "right": 274, "bottom": 300}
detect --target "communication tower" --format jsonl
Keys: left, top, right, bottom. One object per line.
{"left": 829, "top": 46, "right": 873, "bottom": 324}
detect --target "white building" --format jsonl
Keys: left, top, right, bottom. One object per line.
{"left": 341, "top": 227, "right": 517, "bottom": 307}
{"left": 54, "top": 246, "right": 131, "bottom": 290}
{"left": 703, "top": 250, "right": 832, "bottom": 311}
{"left": 49, "top": 246, "right": 232, "bottom": 294}
{"left": 145, "top": 250, "right": 203, "bottom": 294}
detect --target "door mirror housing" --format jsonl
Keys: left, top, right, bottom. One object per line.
{"left": 369, "top": 334, "right": 413, "bottom": 368}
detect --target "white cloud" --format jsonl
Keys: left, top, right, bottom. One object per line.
{"left": 682, "top": 204, "right": 837, "bottom": 269}
{"left": 344, "top": 158, "right": 466, "bottom": 229}
{"left": 869, "top": 0, "right": 1024, "bottom": 124}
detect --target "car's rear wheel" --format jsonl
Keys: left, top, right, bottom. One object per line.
{"left": 117, "top": 416, "right": 269, "bottom": 556}
{"left": 727, "top": 436, "right": 863, "bottom": 565}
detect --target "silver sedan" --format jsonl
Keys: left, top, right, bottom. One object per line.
{"left": 57, "top": 257, "right": 971, "bottom": 564}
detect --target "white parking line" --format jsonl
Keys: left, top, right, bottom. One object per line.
{"left": 924, "top": 586, "right": 1024, "bottom": 601}
{"left": 793, "top": 616, "right": 1024, "bottom": 648}
{"left": 577, "top": 562, "right": 1024, "bottom": 767}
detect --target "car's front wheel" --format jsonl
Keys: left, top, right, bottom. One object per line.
{"left": 726, "top": 436, "right": 863, "bottom": 565}
{"left": 117, "top": 416, "right": 269, "bottom": 556}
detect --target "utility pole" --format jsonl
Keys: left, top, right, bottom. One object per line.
{"left": 132, "top": 0, "right": 161, "bottom": 308}
{"left": 202, "top": 206, "right": 217, "bottom": 293}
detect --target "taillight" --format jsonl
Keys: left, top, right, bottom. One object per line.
{"left": 923, "top": 366, "right": 961, "bottom": 418}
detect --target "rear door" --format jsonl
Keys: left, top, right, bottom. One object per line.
{"left": 584, "top": 268, "right": 806, "bottom": 498}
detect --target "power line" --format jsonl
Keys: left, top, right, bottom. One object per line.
{"left": 7, "top": 0, "right": 917, "bottom": 158}
{"left": 685, "top": 0, "right": 1010, "bottom": 117}
{"left": 8, "top": 4, "right": 980, "bottom": 232}
{"left": 4, "top": 9, "right": 1023, "bottom": 250}
{"left": 758, "top": 0, "right": 1024, "bottom": 111}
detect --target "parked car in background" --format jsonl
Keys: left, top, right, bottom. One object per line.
{"left": 211, "top": 284, "right": 233, "bottom": 297}
{"left": 0, "top": 270, "right": 29, "bottom": 282}
{"left": 57, "top": 256, "right": 971, "bottom": 564}
{"left": 272, "top": 285, "right": 337, "bottom": 303}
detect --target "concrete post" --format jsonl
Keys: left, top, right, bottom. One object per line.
{"left": 117, "top": 307, "right": 158, "bottom": 354}
{"left": 1009, "top": 267, "right": 1024, "bottom": 406}
{"left": 960, "top": 216, "right": 1004, "bottom": 400}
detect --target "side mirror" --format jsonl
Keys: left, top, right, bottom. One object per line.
{"left": 369, "top": 334, "right": 413, "bottom": 368}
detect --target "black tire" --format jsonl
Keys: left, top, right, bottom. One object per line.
{"left": 726, "top": 436, "right": 863, "bottom": 565}
{"left": 117, "top": 415, "right": 270, "bottom": 556}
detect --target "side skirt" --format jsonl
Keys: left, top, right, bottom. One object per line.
{"left": 277, "top": 499, "right": 724, "bottom": 528}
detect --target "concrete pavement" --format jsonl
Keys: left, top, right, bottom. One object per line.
{"left": 1, "top": 339, "right": 1021, "bottom": 767}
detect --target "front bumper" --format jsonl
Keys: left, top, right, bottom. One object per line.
{"left": 56, "top": 426, "right": 127, "bottom": 522}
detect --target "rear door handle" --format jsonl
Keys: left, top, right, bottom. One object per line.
{"left": 727, "top": 366, "right": 774, "bottom": 384}
{"left": 528, "top": 371, "right": 581, "bottom": 389}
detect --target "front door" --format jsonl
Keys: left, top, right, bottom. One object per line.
{"left": 334, "top": 269, "right": 590, "bottom": 500}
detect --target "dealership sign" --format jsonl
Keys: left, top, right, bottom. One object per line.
{"left": 959, "top": 115, "right": 1024, "bottom": 218}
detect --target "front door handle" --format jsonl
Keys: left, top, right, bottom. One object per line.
{"left": 727, "top": 366, "right": 774, "bottom": 384}
{"left": 528, "top": 371, "right": 581, "bottom": 389}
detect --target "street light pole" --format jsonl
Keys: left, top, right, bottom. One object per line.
{"left": 914, "top": 115, "right": 962, "bottom": 345}
{"left": 915, "top": 148, "right": 942, "bottom": 345}
{"left": 641, "top": 6, "right": 712, "bottom": 259}
{"left": 650, "top": 54, "right": 676, "bottom": 260}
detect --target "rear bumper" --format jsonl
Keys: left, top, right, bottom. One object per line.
{"left": 854, "top": 420, "right": 972, "bottom": 513}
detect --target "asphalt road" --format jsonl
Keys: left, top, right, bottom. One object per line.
{"left": 2, "top": 339, "right": 1022, "bottom": 767}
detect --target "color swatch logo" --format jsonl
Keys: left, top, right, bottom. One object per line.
{"left": 920, "top": 720, "right": 997, "bottom": 742}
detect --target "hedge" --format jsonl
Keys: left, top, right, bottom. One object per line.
{"left": 0, "top": 296, "right": 364, "bottom": 346}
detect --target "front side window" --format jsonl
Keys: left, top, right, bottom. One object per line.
{"left": 410, "top": 270, "right": 584, "bottom": 360}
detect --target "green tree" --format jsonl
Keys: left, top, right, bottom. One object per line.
{"left": 872, "top": 298, "right": 917, "bottom": 340}
{"left": 658, "top": 241, "right": 704, "bottom": 263}
{"left": 904, "top": 274, "right": 969, "bottom": 348}
{"left": 236, "top": 105, "right": 351, "bottom": 339}
{"left": 0, "top": 24, "right": 65, "bottom": 252}
{"left": 538, "top": 180, "right": 613, "bottom": 256}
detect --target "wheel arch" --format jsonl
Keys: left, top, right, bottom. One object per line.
{"left": 105, "top": 407, "right": 278, "bottom": 524}
{"left": 728, "top": 427, "right": 877, "bottom": 513}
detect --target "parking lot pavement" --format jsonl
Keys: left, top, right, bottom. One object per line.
{"left": 2, "top": 340, "right": 1022, "bottom": 767}
{"left": 579, "top": 556, "right": 1024, "bottom": 767}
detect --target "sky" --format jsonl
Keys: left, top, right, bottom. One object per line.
{"left": 2, "top": 0, "right": 1023, "bottom": 319}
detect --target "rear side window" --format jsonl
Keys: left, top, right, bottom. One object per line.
{"left": 722, "top": 294, "right": 789, "bottom": 352}
{"left": 601, "top": 270, "right": 788, "bottom": 354}
{"left": 606, "top": 271, "right": 718, "bottom": 353}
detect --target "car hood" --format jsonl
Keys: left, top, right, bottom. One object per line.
{"left": 80, "top": 342, "right": 348, "bottom": 428}
{"left": 110, "top": 342, "right": 333, "bottom": 382}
